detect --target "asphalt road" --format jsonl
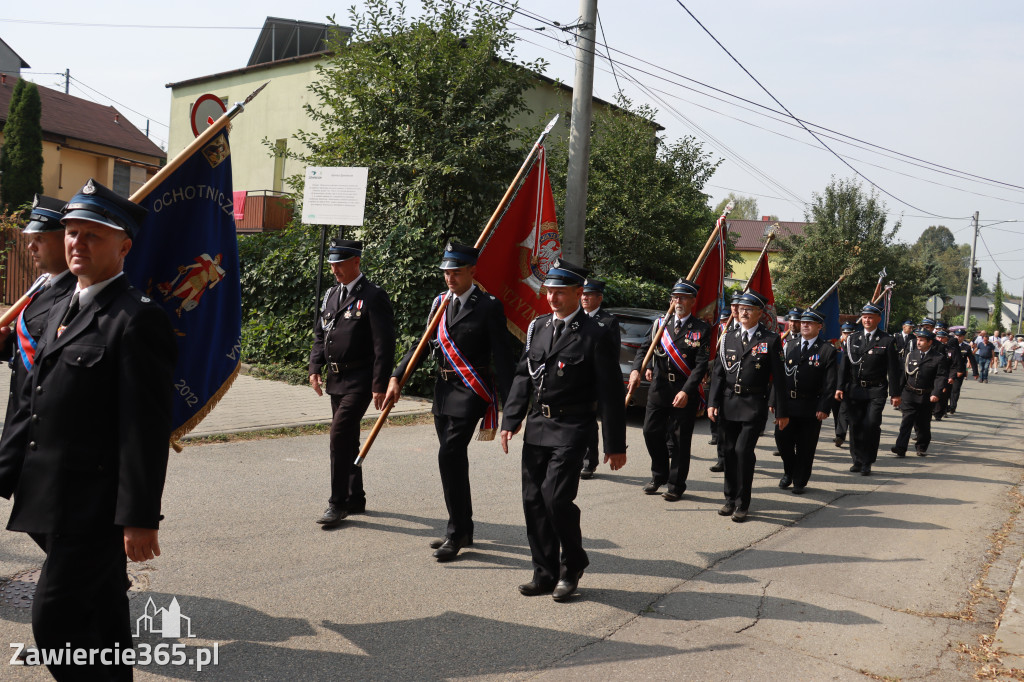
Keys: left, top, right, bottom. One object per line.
{"left": 0, "top": 374, "right": 1021, "bottom": 680}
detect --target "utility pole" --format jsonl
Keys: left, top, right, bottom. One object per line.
{"left": 562, "top": 0, "right": 597, "bottom": 264}
{"left": 963, "top": 211, "right": 979, "bottom": 331}
{"left": 1017, "top": 276, "right": 1023, "bottom": 336}
{"left": 64, "top": 69, "right": 69, "bottom": 94}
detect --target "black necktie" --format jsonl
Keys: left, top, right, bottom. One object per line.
{"left": 802, "top": 340, "right": 809, "bottom": 355}
{"left": 453, "top": 298, "right": 462, "bottom": 317}
{"left": 551, "top": 318, "right": 565, "bottom": 350}
{"left": 674, "top": 318, "right": 681, "bottom": 334}
{"left": 742, "top": 331, "right": 749, "bottom": 345}
{"left": 57, "top": 292, "right": 80, "bottom": 338}
{"left": 340, "top": 286, "right": 348, "bottom": 303}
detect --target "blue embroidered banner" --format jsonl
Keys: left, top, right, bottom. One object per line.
{"left": 819, "top": 287, "right": 841, "bottom": 342}
{"left": 124, "top": 130, "right": 241, "bottom": 443}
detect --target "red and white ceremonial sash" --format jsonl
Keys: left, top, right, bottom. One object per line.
{"left": 655, "top": 317, "right": 706, "bottom": 407}
{"left": 436, "top": 294, "right": 498, "bottom": 440}
{"left": 15, "top": 274, "right": 49, "bottom": 371}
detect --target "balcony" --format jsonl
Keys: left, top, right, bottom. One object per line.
{"left": 234, "top": 190, "right": 293, "bottom": 233}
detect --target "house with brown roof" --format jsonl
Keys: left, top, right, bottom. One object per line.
{"left": 725, "top": 216, "right": 807, "bottom": 282}
{"left": 0, "top": 73, "right": 166, "bottom": 201}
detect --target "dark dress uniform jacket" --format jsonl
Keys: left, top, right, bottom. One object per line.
{"left": 0, "top": 275, "right": 177, "bottom": 533}
{"left": 897, "top": 344, "right": 948, "bottom": 402}
{"left": 309, "top": 277, "right": 395, "bottom": 395}
{"left": 945, "top": 338, "right": 966, "bottom": 375}
{"left": 708, "top": 324, "right": 788, "bottom": 422}
{"left": 502, "top": 312, "right": 627, "bottom": 452}
{"left": 772, "top": 336, "right": 838, "bottom": 418}
{"left": 839, "top": 329, "right": 900, "bottom": 398}
{"left": 1, "top": 272, "right": 77, "bottom": 428}
{"left": 632, "top": 314, "right": 710, "bottom": 407}
{"left": 394, "top": 287, "right": 515, "bottom": 417}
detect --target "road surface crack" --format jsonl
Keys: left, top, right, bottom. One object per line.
{"left": 735, "top": 580, "right": 771, "bottom": 633}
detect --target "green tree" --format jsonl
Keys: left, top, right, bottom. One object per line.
{"left": 246, "top": 0, "right": 544, "bottom": 386}
{"left": 991, "top": 273, "right": 1005, "bottom": 334}
{"left": 0, "top": 79, "right": 44, "bottom": 210}
{"left": 713, "top": 193, "right": 768, "bottom": 221}
{"left": 546, "top": 94, "right": 723, "bottom": 308}
{"left": 774, "top": 177, "right": 924, "bottom": 326}
{"left": 908, "top": 225, "right": 990, "bottom": 300}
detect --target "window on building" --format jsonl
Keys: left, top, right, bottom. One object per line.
{"left": 112, "top": 161, "right": 131, "bottom": 197}
{"left": 273, "top": 139, "right": 287, "bottom": 193}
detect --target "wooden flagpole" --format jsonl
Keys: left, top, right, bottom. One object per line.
{"left": 624, "top": 201, "right": 735, "bottom": 408}
{"left": 354, "top": 115, "right": 560, "bottom": 467}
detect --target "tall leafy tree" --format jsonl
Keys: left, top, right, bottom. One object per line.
{"left": 992, "top": 273, "right": 1005, "bottom": 333}
{"left": 774, "top": 177, "right": 924, "bottom": 326}
{"left": 244, "top": 0, "right": 544, "bottom": 378}
{"left": 909, "top": 225, "right": 989, "bottom": 300}
{"left": 546, "top": 95, "right": 723, "bottom": 308}
{"left": 713, "top": 193, "right": 765, "bottom": 221}
{"left": 0, "top": 79, "right": 44, "bottom": 210}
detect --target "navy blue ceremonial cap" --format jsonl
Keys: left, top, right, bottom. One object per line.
{"left": 914, "top": 328, "right": 935, "bottom": 340}
{"left": 935, "top": 320, "right": 948, "bottom": 329}
{"left": 582, "top": 278, "right": 606, "bottom": 293}
{"left": 24, "top": 194, "right": 66, "bottom": 234}
{"left": 737, "top": 290, "right": 767, "bottom": 309}
{"left": 719, "top": 311, "right": 730, "bottom": 321}
{"left": 62, "top": 178, "right": 147, "bottom": 239}
{"left": 953, "top": 328, "right": 966, "bottom": 335}
{"left": 921, "top": 317, "right": 936, "bottom": 326}
{"left": 841, "top": 322, "right": 856, "bottom": 332}
{"left": 787, "top": 308, "right": 802, "bottom": 321}
{"left": 671, "top": 278, "right": 699, "bottom": 296}
{"left": 327, "top": 239, "right": 363, "bottom": 263}
{"left": 800, "top": 308, "right": 824, "bottom": 324}
{"left": 730, "top": 292, "right": 743, "bottom": 305}
{"left": 439, "top": 240, "right": 479, "bottom": 270}
{"left": 902, "top": 319, "right": 914, "bottom": 326}
{"left": 935, "top": 329, "right": 949, "bottom": 338}
{"left": 543, "top": 258, "right": 587, "bottom": 288}
{"left": 861, "top": 302, "right": 883, "bottom": 316}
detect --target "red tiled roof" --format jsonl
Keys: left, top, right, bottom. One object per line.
{"left": 727, "top": 219, "right": 807, "bottom": 251}
{"left": 0, "top": 76, "right": 165, "bottom": 161}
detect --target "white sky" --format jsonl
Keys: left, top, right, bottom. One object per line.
{"left": 4, "top": 0, "right": 1022, "bottom": 295}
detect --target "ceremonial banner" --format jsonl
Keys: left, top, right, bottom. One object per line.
{"left": 124, "top": 130, "right": 242, "bottom": 443}
{"left": 476, "top": 146, "right": 561, "bottom": 339}
{"left": 693, "top": 213, "right": 727, "bottom": 358}
{"left": 880, "top": 285, "right": 893, "bottom": 331}
{"left": 818, "top": 287, "right": 841, "bottom": 342}
{"left": 746, "top": 251, "right": 778, "bottom": 334}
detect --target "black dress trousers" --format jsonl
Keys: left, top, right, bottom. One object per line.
{"left": 329, "top": 392, "right": 372, "bottom": 506}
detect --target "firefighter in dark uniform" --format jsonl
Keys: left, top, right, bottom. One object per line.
{"left": 837, "top": 302, "right": 900, "bottom": 476}
{"left": 772, "top": 309, "right": 837, "bottom": 494}
{"left": 500, "top": 259, "right": 626, "bottom": 602}
{"left": 707, "top": 290, "right": 788, "bottom": 522}
{"left": 0, "top": 179, "right": 176, "bottom": 680}
{"left": 0, "top": 196, "right": 77, "bottom": 431}
{"left": 832, "top": 322, "right": 855, "bottom": 448}
{"left": 948, "top": 329, "right": 973, "bottom": 414}
{"left": 783, "top": 308, "right": 802, "bottom": 343}
{"left": 895, "top": 319, "right": 915, "bottom": 360}
{"left": 387, "top": 241, "right": 514, "bottom": 561}
{"left": 920, "top": 318, "right": 936, "bottom": 334}
{"left": 708, "top": 294, "right": 741, "bottom": 459}
{"left": 932, "top": 328, "right": 960, "bottom": 420}
{"left": 891, "top": 329, "right": 948, "bottom": 456}
{"left": 579, "top": 278, "right": 619, "bottom": 479}
{"left": 628, "top": 278, "right": 710, "bottom": 500}
{"left": 309, "top": 239, "right": 396, "bottom": 528}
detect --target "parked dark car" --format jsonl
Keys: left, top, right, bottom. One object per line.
{"left": 607, "top": 307, "right": 664, "bottom": 408}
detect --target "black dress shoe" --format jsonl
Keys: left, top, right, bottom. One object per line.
{"left": 772, "top": 450, "right": 781, "bottom": 457}
{"left": 316, "top": 505, "right": 346, "bottom": 527}
{"left": 916, "top": 449, "right": 928, "bottom": 457}
{"left": 709, "top": 462, "right": 725, "bottom": 473}
{"left": 580, "top": 467, "right": 595, "bottom": 480}
{"left": 518, "top": 580, "right": 555, "bottom": 596}
{"left": 861, "top": 465, "right": 872, "bottom": 476}
{"left": 778, "top": 475, "right": 792, "bottom": 489}
{"left": 718, "top": 502, "right": 736, "bottom": 516}
{"left": 347, "top": 500, "right": 367, "bottom": 514}
{"left": 849, "top": 464, "right": 862, "bottom": 472}
{"left": 662, "top": 490, "right": 682, "bottom": 502}
{"left": 433, "top": 537, "right": 467, "bottom": 562}
{"left": 430, "top": 537, "right": 474, "bottom": 550}
{"left": 708, "top": 437, "right": 719, "bottom": 445}
{"left": 552, "top": 571, "right": 584, "bottom": 602}
{"left": 642, "top": 479, "right": 666, "bottom": 494}
{"left": 891, "top": 447, "right": 906, "bottom": 457}
{"left": 792, "top": 485, "right": 806, "bottom": 495}
{"left": 731, "top": 508, "right": 748, "bottom": 522}
{"left": 834, "top": 435, "right": 845, "bottom": 447}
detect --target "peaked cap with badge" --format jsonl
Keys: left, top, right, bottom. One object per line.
{"left": 62, "top": 178, "right": 147, "bottom": 239}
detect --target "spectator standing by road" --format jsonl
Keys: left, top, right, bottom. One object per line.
{"left": 1000, "top": 334, "right": 1016, "bottom": 373}
{"left": 975, "top": 332, "right": 996, "bottom": 383}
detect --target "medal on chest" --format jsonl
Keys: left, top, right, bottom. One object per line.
{"left": 557, "top": 361, "right": 565, "bottom": 377}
